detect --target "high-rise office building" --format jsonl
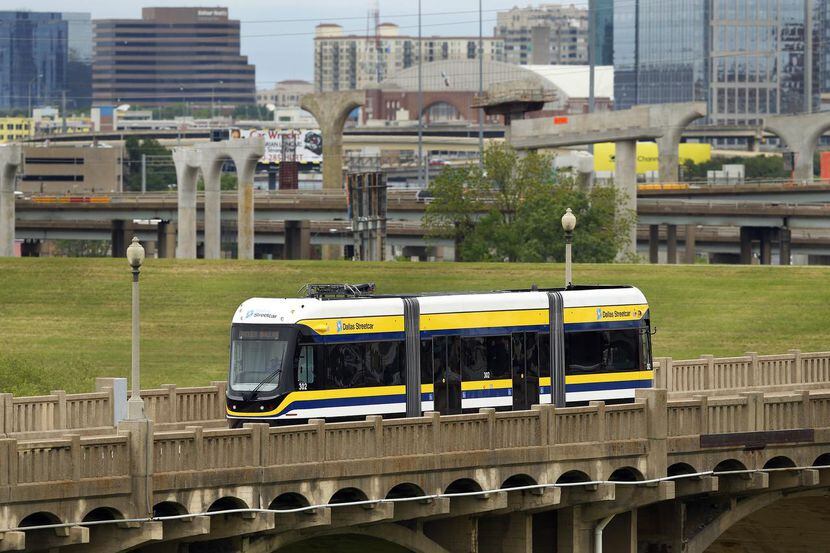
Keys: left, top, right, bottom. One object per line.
{"left": 93, "top": 7, "right": 255, "bottom": 107}
{"left": 496, "top": 4, "right": 588, "bottom": 66}
{"left": 313, "top": 23, "right": 505, "bottom": 92}
{"left": 62, "top": 12, "right": 93, "bottom": 110}
{"left": 0, "top": 12, "right": 68, "bottom": 111}
{"left": 614, "top": 0, "right": 823, "bottom": 123}
{"left": 590, "top": 0, "right": 614, "bottom": 66}
{"left": 820, "top": 1, "right": 830, "bottom": 94}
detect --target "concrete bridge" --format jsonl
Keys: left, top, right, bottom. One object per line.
{"left": 10, "top": 189, "right": 830, "bottom": 263}
{"left": 1, "top": 351, "right": 830, "bottom": 552}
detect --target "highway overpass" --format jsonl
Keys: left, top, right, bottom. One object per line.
{"left": 11, "top": 189, "right": 830, "bottom": 263}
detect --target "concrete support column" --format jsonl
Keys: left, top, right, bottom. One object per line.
{"left": 740, "top": 227, "right": 753, "bottom": 264}
{"left": 765, "top": 115, "right": 828, "bottom": 184}
{"left": 684, "top": 224, "right": 697, "bottom": 264}
{"left": 603, "top": 511, "right": 637, "bottom": 553}
{"left": 285, "top": 220, "right": 312, "bottom": 260}
{"left": 479, "top": 513, "right": 531, "bottom": 553}
{"left": 614, "top": 139, "right": 637, "bottom": 260}
{"left": 233, "top": 160, "right": 256, "bottom": 260}
{"left": 173, "top": 149, "right": 198, "bottom": 259}
{"left": 779, "top": 227, "right": 791, "bottom": 266}
{"left": 656, "top": 131, "right": 681, "bottom": 183}
{"left": 201, "top": 161, "right": 222, "bottom": 260}
{"left": 556, "top": 507, "right": 592, "bottom": 553}
{"left": 425, "top": 517, "right": 479, "bottom": 553}
{"left": 760, "top": 228, "right": 773, "bottom": 265}
{"left": 648, "top": 224, "right": 659, "bottom": 264}
{"left": 111, "top": 220, "right": 128, "bottom": 258}
{"left": 0, "top": 145, "right": 23, "bottom": 258}
{"left": 666, "top": 224, "right": 678, "bottom": 264}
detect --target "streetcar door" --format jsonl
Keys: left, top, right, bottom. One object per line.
{"left": 512, "top": 332, "right": 540, "bottom": 411}
{"left": 432, "top": 336, "right": 461, "bottom": 415}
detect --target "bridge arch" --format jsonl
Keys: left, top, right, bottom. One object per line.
{"left": 208, "top": 496, "right": 249, "bottom": 513}
{"left": 329, "top": 487, "right": 369, "bottom": 504}
{"left": 270, "top": 492, "right": 311, "bottom": 510}
{"left": 683, "top": 490, "right": 830, "bottom": 553}
{"left": 16, "top": 511, "right": 62, "bottom": 529}
{"left": 82, "top": 506, "right": 124, "bottom": 522}
{"left": 713, "top": 458, "right": 748, "bottom": 473}
{"left": 153, "top": 501, "right": 188, "bottom": 517}
{"left": 386, "top": 482, "right": 427, "bottom": 499}
{"left": 668, "top": 462, "right": 699, "bottom": 477}
{"left": 261, "top": 525, "right": 452, "bottom": 553}
{"left": 764, "top": 455, "right": 797, "bottom": 469}
{"left": 608, "top": 466, "right": 644, "bottom": 482}
{"left": 444, "top": 477, "right": 483, "bottom": 494}
{"left": 501, "top": 473, "right": 538, "bottom": 490}
{"left": 555, "top": 469, "right": 592, "bottom": 484}
{"left": 812, "top": 453, "right": 830, "bottom": 467}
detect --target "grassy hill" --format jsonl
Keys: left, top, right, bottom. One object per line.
{"left": 0, "top": 258, "right": 827, "bottom": 396}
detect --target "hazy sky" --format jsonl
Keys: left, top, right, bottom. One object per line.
{"left": 6, "top": 0, "right": 590, "bottom": 88}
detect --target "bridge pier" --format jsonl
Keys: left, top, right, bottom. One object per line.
{"left": 284, "top": 220, "right": 311, "bottom": 260}
{"left": 780, "top": 226, "right": 791, "bottom": 265}
{"left": 684, "top": 224, "right": 697, "bottom": 264}
{"left": 231, "top": 147, "right": 261, "bottom": 260}
{"left": 666, "top": 224, "right": 678, "bottom": 264}
{"left": 111, "top": 220, "right": 128, "bottom": 258}
{"left": 301, "top": 92, "right": 365, "bottom": 191}
{"left": 764, "top": 112, "right": 830, "bottom": 183}
{"left": 156, "top": 221, "right": 176, "bottom": 259}
{"left": 200, "top": 159, "right": 222, "bottom": 260}
{"left": 0, "top": 145, "right": 23, "bottom": 258}
{"left": 614, "top": 140, "right": 637, "bottom": 260}
{"left": 173, "top": 149, "right": 199, "bottom": 259}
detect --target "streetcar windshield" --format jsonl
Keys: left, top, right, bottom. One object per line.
{"left": 229, "top": 325, "right": 295, "bottom": 393}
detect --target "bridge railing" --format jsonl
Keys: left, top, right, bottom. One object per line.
{"left": 4, "top": 388, "right": 830, "bottom": 493}
{"left": 654, "top": 349, "right": 830, "bottom": 396}
{"left": 1, "top": 350, "right": 829, "bottom": 438}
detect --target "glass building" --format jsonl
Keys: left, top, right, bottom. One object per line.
{"left": 590, "top": 0, "right": 614, "bottom": 66}
{"left": 0, "top": 12, "right": 68, "bottom": 111}
{"left": 613, "top": 0, "right": 823, "bottom": 122}
{"left": 62, "top": 13, "right": 92, "bottom": 110}
{"left": 821, "top": 1, "right": 830, "bottom": 94}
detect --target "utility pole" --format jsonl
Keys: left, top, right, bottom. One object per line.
{"left": 804, "top": 0, "right": 813, "bottom": 113}
{"left": 478, "top": 0, "right": 484, "bottom": 167}
{"left": 141, "top": 154, "right": 147, "bottom": 193}
{"left": 417, "top": 0, "right": 424, "bottom": 187}
{"left": 588, "top": 0, "right": 596, "bottom": 114}
{"left": 61, "top": 90, "right": 67, "bottom": 134}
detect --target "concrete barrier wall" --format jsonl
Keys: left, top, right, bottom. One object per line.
{"left": 2, "top": 351, "right": 830, "bottom": 437}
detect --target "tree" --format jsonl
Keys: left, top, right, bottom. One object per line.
{"left": 681, "top": 155, "right": 789, "bottom": 180}
{"left": 424, "top": 143, "right": 633, "bottom": 263}
{"left": 123, "top": 138, "right": 177, "bottom": 192}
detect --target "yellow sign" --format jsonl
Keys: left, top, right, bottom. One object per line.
{"left": 593, "top": 142, "right": 711, "bottom": 174}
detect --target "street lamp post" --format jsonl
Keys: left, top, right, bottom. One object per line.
{"left": 561, "top": 208, "right": 576, "bottom": 287}
{"left": 27, "top": 74, "right": 42, "bottom": 120}
{"left": 126, "top": 237, "right": 146, "bottom": 419}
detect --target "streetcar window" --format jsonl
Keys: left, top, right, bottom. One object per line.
{"left": 297, "top": 345, "right": 326, "bottom": 391}
{"left": 328, "top": 343, "right": 365, "bottom": 388}
{"left": 640, "top": 326, "right": 653, "bottom": 370}
{"left": 511, "top": 333, "right": 540, "bottom": 378}
{"left": 486, "top": 336, "right": 512, "bottom": 380}
{"left": 565, "top": 329, "right": 642, "bottom": 374}
{"left": 229, "top": 326, "right": 293, "bottom": 393}
{"left": 366, "top": 341, "right": 405, "bottom": 386}
{"left": 538, "top": 332, "right": 550, "bottom": 379}
{"left": 462, "top": 337, "right": 487, "bottom": 380}
{"left": 420, "top": 339, "right": 432, "bottom": 385}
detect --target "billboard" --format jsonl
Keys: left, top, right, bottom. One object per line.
{"left": 593, "top": 142, "right": 711, "bottom": 174}
{"left": 237, "top": 129, "right": 322, "bottom": 165}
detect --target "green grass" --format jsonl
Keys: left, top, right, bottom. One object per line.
{"left": 0, "top": 258, "right": 828, "bottom": 396}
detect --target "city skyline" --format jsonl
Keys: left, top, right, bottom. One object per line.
{"left": 7, "top": 0, "right": 554, "bottom": 90}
